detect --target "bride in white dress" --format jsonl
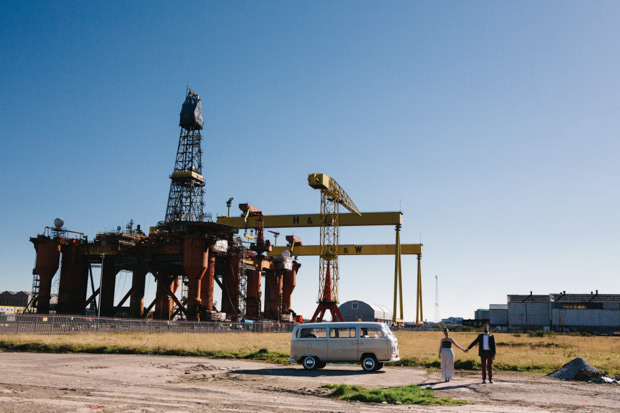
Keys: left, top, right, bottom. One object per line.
{"left": 438, "top": 328, "right": 466, "bottom": 382}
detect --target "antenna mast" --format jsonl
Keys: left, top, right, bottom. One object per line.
{"left": 434, "top": 274, "right": 439, "bottom": 323}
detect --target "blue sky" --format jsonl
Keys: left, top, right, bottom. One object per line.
{"left": 1, "top": 1, "right": 619, "bottom": 321}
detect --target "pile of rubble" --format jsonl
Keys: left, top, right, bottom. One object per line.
{"left": 550, "top": 357, "right": 619, "bottom": 384}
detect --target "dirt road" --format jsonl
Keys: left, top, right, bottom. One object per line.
{"left": 0, "top": 352, "right": 617, "bottom": 412}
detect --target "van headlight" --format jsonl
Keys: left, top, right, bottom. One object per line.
{"left": 391, "top": 344, "right": 398, "bottom": 356}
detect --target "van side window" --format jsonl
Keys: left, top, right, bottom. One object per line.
{"left": 360, "top": 327, "right": 384, "bottom": 338}
{"left": 299, "top": 327, "right": 327, "bottom": 338}
{"left": 329, "top": 327, "right": 356, "bottom": 338}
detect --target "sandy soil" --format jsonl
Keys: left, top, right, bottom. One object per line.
{"left": 0, "top": 352, "right": 618, "bottom": 412}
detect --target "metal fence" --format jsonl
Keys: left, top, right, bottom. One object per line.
{"left": 0, "top": 314, "right": 296, "bottom": 335}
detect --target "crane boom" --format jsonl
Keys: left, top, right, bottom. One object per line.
{"left": 308, "top": 173, "right": 361, "bottom": 215}
{"left": 216, "top": 211, "right": 401, "bottom": 228}
{"left": 268, "top": 244, "right": 422, "bottom": 256}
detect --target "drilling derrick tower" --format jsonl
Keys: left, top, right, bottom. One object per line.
{"left": 308, "top": 173, "right": 361, "bottom": 322}
{"left": 165, "top": 89, "right": 206, "bottom": 223}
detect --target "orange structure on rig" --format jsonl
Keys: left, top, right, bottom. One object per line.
{"left": 29, "top": 215, "right": 302, "bottom": 322}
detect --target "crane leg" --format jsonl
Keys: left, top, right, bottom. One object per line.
{"left": 310, "top": 301, "right": 344, "bottom": 322}
{"left": 416, "top": 254, "right": 423, "bottom": 325}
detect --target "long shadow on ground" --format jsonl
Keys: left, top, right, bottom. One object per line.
{"left": 234, "top": 367, "right": 384, "bottom": 377}
{"left": 419, "top": 381, "right": 476, "bottom": 391}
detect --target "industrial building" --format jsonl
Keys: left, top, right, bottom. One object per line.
{"left": 489, "top": 304, "right": 508, "bottom": 327}
{"left": 508, "top": 292, "right": 620, "bottom": 332}
{"left": 475, "top": 308, "right": 490, "bottom": 321}
{"left": 339, "top": 300, "right": 393, "bottom": 323}
{"left": 0, "top": 291, "right": 31, "bottom": 307}
{"left": 477, "top": 292, "right": 620, "bottom": 332}
{"left": 441, "top": 316, "right": 464, "bottom": 325}
{"left": 0, "top": 291, "right": 57, "bottom": 314}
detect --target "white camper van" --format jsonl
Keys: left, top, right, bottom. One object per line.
{"left": 289, "top": 322, "right": 400, "bottom": 371}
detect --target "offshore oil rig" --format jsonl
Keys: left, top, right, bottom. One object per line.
{"left": 30, "top": 89, "right": 301, "bottom": 322}
{"left": 29, "top": 89, "right": 424, "bottom": 324}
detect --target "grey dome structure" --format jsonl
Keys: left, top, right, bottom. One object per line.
{"left": 53, "top": 218, "right": 64, "bottom": 229}
{"left": 339, "top": 300, "right": 393, "bottom": 323}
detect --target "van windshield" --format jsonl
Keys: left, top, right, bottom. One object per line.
{"left": 382, "top": 325, "right": 394, "bottom": 337}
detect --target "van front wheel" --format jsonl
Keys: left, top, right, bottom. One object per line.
{"left": 361, "top": 355, "right": 378, "bottom": 372}
{"left": 302, "top": 356, "right": 318, "bottom": 370}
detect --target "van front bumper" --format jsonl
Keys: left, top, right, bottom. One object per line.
{"left": 388, "top": 356, "right": 400, "bottom": 362}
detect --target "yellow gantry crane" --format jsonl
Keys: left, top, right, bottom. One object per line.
{"left": 217, "top": 208, "right": 425, "bottom": 324}
{"left": 307, "top": 173, "right": 361, "bottom": 322}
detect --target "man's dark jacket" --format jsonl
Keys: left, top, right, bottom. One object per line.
{"left": 467, "top": 333, "right": 496, "bottom": 357}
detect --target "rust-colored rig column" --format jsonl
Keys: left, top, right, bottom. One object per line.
{"left": 282, "top": 261, "right": 300, "bottom": 313}
{"left": 246, "top": 266, "right": 261, "bottom": 318}
{"left": 130, "top": 267, "right": 147, "bottom": 318}
{"left": 100, "top": 257, "right": 119, "bottom": 317}
{"left": 221, "top": 254, "right": 240, "bottom": 318}
{"left": 57, "top": 243, "right": 89, "bottom": 314}
{"left": 264, "top": 269, "right": 283, "bottom": 320}
{"left": 31, "top": 237, "right": 60, "bottom": 314}
{"left": 183, "top": 236, "right": 208, "bottom": 321}
{"left": 200, "top": 253, "right": 215, "bottom": 311}
{"left": 154, "top": 275, "right": 180, "bottom": 320}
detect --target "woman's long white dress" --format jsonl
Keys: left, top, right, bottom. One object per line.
{"left": 441, "top": 344, "right": 454, "bottom": 380}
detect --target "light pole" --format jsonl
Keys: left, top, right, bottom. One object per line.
{"left": 434, "top": 274, "right": 439, "bottom": 323}
{"left": 98, "top": 254, "right": 105, "bottom": 319}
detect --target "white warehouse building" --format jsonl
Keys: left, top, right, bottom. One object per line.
{"left": 338, "top": 300, "right": 393, "bottom": 323}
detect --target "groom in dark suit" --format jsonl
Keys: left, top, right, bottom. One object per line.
{"left": 466, "top": 324, "right": 496, "bottom": 383}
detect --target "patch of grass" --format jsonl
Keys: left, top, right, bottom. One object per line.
{"left": 322, "top": 383, "right": 364, "bottom": 397}
{"left": 322, "top": 384, "right": 467, "bottom": 406}
{"left": 454, "top": 359, "right": 479, "bottom": 370}
{"left": 568, "top": 331, "right": 593, "bottom": 337}
{"left": 497, "top": 341, "right": 572, "bottom": 349}
{"left": 393, "top": 357, "right": 437, "bottom": 369}
{"left": 0, "top": 340, "right": 290, "bottom": 364}
{"left": 528, "top": 330, "right": 557, "bottom": 338}
{"left": 240, "top": 348, "right": 290, "bottom": 363}
{"left": 493, "top": 362, "right": 556, "bottom": 374}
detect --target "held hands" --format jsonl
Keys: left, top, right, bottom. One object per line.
{"left": 464, "top": 349, "right": 469, "bottom": 353}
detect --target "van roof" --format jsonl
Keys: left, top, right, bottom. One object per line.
{"left": 294, "top": 321, "right": 386, "bottom": 329}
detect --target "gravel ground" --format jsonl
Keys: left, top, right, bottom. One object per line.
{"left": 0, "top": 352, "right": 618, "bottom": 412}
